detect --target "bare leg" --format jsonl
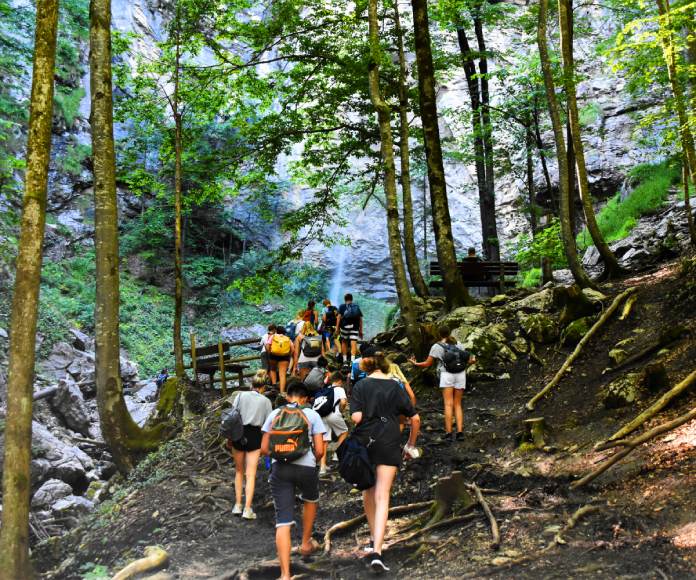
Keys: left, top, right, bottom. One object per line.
{"left": 244, "top": 449, "right": 261, "bottom": 509}
{"left": 298, "top": 366, "right": 310, "bottom": 381}
{"left": 350, "top": 339, "right": 358, "bottom": 358}
{"left": 372, "top": 465, "right": 398, "bottom": 554}
{"left": 362, "top": 486, "right": 376, "bottom": 542}
{"left": 276, "top": 525, "right": 292, "bottom": 580}
{"left": 278, "top": 360, "right": 289, "bottom": 393}
{"left": 441, "top": 387, "right": 454, "bottom": 433}
{"left": 268, "top": 360, "right": 278, "bottom": 386}
{"left": 232, "top": 448, "right": 244, "bottom": 506}
{"left": 300, "top": 501, "right": 318, "bottom": 553}
{"left": 453, "top": 388, "right": 464, "bottom": 433}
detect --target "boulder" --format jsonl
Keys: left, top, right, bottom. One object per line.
{"left": 582, "top": 245, "right": 602, "bottom": 267}
{"left": 66, "top": 350, "right": 95, "bottom": 385}
{"left": 48, "top": 379, "right": 92, "bottom": 436}
{"left": 120, "top": 356, "right": 139, "bottom": 384}
{"left": 489, "top": 294, "right": 509, "bottom": 306}
{"left": 510, "top": 335, "right": 529, "bottom": 355}
{"left": 462, "top": 323, "right": 517, "bottom": 370}
{"left": 30, "top": 421, "right": 94, "bottom": 489}
{"left": 581, "top": 288, "right": 608, "bottom": 303}
{"left": 31, "top": 479, "right": 73, "bottom": 508}
{"left": 125, "top": 396, "right": 157, "bottom": 427}
{"left": 68, "top": 328, "right": 92, "bottom": 352}
{"left": 602, "top": 373, "right": 641, "bottom": 409}
{"left": 40, "top": 342, "right": 77, "bottom": 378}
{"left": 561, "top": 316, "right": 594, "bottom": 346}
{"left": 51, "top": 495, "right": 95, "bottom": 528}
{"left": 441, "top": 305, "right": 486, "bottom": 328}
{"left": 518, "top": 312, "right": 560, "bottom": 344}
{"left": 508, "top": 288, "right": 555, "bottom": 313}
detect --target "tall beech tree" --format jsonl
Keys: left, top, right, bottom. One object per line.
{"left": 0, "top": 0, "right": 59, "bottom": 575}
{"left": 367, "top": 0, "right": 422, "bottom": 353}
{"left": 394, "top": 2, "right": 429, "bottom": 298}
{"left": 558, "top": 0, "right": 621, "bottom": 277}
{"left": 90, "top": 0, "right": 167, "bottom": 474}
{"left": 537, "top": 0, "right": 594, "bottom": 288}
{"left": 411, "top": 0, "right": 472, "bottom": 307}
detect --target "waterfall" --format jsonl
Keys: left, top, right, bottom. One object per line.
{"left": 329, "top": 245, "right": 347, "bottom": 306}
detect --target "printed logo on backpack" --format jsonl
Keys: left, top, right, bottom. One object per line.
{"left": 269, "top": 406, "right": 311, "bottom": 462}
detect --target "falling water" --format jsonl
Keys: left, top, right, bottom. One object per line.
{"left": 329, "top": 245, "right": 347, "bottom": 306}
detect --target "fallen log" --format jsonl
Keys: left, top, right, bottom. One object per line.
{"left": 323, "top": 500, "right": 433, "bottom": 554}
{"left": 33, "top": 386, "right": 59, "bottom": 401}
{"left": 572, "top": 405, "right": 696, "bottom": 489}
{"left": 597, "top": 368, "right": 696, "bottom": 448}
{"left": 111, "top": 546, "right": 169, "bottom": 580}
{"left": 469, "top": 482, "right": 500, "bottom": 549}
{"left": 526, "top": 287, "right": 638, "bottom": 411}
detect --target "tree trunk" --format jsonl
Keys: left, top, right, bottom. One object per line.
{"left": 656, "top": 0, "right": 696, "bottom": 185}
{"left": 533, "top": 98, "right": 556, "bottom": 210}
{"left": 410, "top": 0, "right": 472, "bottom": 307}
{"left": 368, "top": 0, "right": 422, "bottom": 354}
{"left": 91, "top": 0, "right": 166, "bottom": 475}
{"left": 173, "top": 19, "right": 185, "bottom": 380}
{"left": 525, "top": 126, "right": 537, "bottom": 235}
{"left": 684, "top": 4, "right": 696, "bottom": 101}
{"left": 559, "top": 0, "right": 621, "bottom": 277}
{"left": 537, "top": 0, "right": 594, "bottom": 288}
{"left": 473, "top": 13, "right": 499, "bottom": 261}
{"left": 394, "top": 2, "right": 429, "bottom": 298}
{"left": 0, "top": 0, "right": 58, "bottom": 575}
{"left": 684, "top": 159, "right": 696, "bottom": 245}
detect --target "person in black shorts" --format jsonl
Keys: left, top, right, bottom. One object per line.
{"left": 350, "top": 351, "right": 421, "bottom": 573}
{"left": 336, "top": 293, "right": 363, "bottom": 364}
{"left": 228, "top": 371, "right": 273, "bottom": 519}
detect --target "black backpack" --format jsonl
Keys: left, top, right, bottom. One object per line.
{"left": 312, "top": 386, "right": 336, "bottom": 417}
{"left": 324, "top": 306, "right": 338, "bottom": 327}
{"left": 441, "top": 343, "right": 471, "bottom": 373}
{"left": 337, "top": 436, "right": 375, "bottom": 491}
{"left": 342, "top": 303, "right": 361, "bottom": 322}
{"left": 301, "top": 336, "right": 322, "bottom": 357}
{"left": 220, "top": 406, "right": 245, "bottom": 442}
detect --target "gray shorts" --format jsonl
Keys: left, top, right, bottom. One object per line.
{"left": 298, "top": 361, "right": 317, "bottom": 370}
{"left": 322, "top": 413, "right": 348, "bottom": 441}
{"left": 269, "top": 462, "right": 319, "bottom": 527}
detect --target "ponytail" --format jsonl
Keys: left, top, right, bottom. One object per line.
{"left": 360, "top": 351, "right": 391, "bottom": 374}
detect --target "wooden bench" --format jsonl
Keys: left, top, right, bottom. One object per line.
{"left": 184, "top": 334, "right": 261, "bottom": 396}
{"left": 429, "top": 260, "right": 519, "bottom": 292}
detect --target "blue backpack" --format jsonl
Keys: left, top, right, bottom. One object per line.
{"left": 285, "top": 320, "right": 297, "bottom": 341}
{"left": 337, "top": 436, "right": 375, "bottom": 491}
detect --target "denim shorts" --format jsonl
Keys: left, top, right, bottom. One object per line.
{"left": 269, "top": 462, "right": 319, "bottom": 527}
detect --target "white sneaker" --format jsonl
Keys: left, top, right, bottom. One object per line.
{"left": 242, "top": 507, "right": 256, "bottom": 520}
{"left": 331, "top": 452, "right": 338, "bottom": 462}
{"left": 232, "top": 503, "right": 243, "bottom": 515}
{"left": 319, "top": 467, "right": 329, "bottom": 476}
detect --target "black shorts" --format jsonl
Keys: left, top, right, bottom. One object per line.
{"left": 269, "top": 353, "right": 291, "bottom": 363}
{"left": 269, "top": 462, "right": 319, "bottom": 527}
{"left": 229, "top": 425, "right": 263, "bottom": 452}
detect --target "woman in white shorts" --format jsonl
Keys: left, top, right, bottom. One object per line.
{"left": 410, "top": 325, "right": 475, "bottom": 443}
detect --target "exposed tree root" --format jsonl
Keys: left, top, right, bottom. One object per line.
{"left": 596, "top": 368, "right": 696, "bottom": 449}
{"left": 111, "top": 546, "right": 169, "bottom": 580}
{"left": 572, "top": 405, "right": 696, "bottom": 488}
{"left": 387, "top": 512, "right": 478, "bottom": 549}
{"left": 608, "top": 325, "right": 688, "bottom": 373}
{"left": 618, "top": 293, "right": 638, "bottom": 320}
{"left": 526, "top": 287, "right": 638, "bottom": 411}
{"left": 426, "top": 471, "right": 475, "bottom": 528}
{"left": 469, "top": 483, "right": 500, "bottom": 549}
{"left": 323, "top": 500, "right": 434, "bottom": 554}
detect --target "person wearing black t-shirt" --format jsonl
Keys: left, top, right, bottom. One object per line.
{"left": 350, "top": 351, "right": 421, "bottom": 573}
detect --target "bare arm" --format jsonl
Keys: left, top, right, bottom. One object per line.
{"left": 359, "top": 316, "right": 363, "bottom": 339}
{"left": 410, "top": 355, "right": 435, "bottom": 368}
{"left": 407, "top": 414, "right": 421, "bottom": 447}
{"left": 404, "top": 381, "right": 416, "bottom": 406}
{"left": 352, "top": 411, "right": 363, "bottom": 425}
{"left": 260, "top": 432, "right": 270, "bottom": 456}
{"left": 312, "top": 433, "right": 325, "bottom": 461}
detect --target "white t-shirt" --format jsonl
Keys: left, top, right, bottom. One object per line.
{"left": 325, "top": 385, "right": 347, "bottom": 420}
{"left": 261, "top": 403, "right": 326, "bottom": 468}
{"left": 429, "top": 341, "right": 466, "bottom": 374}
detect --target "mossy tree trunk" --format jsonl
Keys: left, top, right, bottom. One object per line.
{"left": 0, "top": 0, "right": 59, "bottom": 575}
{"left": 368, "top": 0, "right": 423, "bottom": 355}
{"left": 684, "top": 159, "right": 696, "bottom": 245}
{"left": 525, "top": 126, "right": 538, "bottom": 235}
{"left": 91, "top": 0, "right": 166, "bottom": 475}
{"left": 394, "top": 2, "right": 429, "bottom": 299}
{"left": 411, "top": 0, "right": 472, "bottom": 308}
{"left": 559, "top": 0, "right": 621, "bottom": 277}
{"left": 537, "top": 0, "right": 595, "bottom": 288}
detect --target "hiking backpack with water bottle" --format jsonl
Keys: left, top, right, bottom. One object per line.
{"left": 301, "top": 335, "right": 322, "bottom": 357}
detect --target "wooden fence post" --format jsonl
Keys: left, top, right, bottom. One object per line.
{"left": 218, "top": 341, "right": 227, "bottom": 397}
{"left": 190, "top": 333, "right": 198, "bottom": 387}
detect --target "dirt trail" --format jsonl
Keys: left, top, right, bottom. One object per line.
{"left": 36, "top": 259, "right": 696, "bottom": 579}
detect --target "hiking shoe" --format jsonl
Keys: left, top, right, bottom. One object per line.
{"left": 242, "top": 507, "right": 256, "bottom": 520}
{"left": 232, "top": 503, "right": 243, "bottom": 515}
{"left": 442, "top": 432, "right": 453, "bottom": 443}
{"left": 456, "top": 431, "right": 465, "bottom": 441}
{"left": 362, "top": 540, "right": 374, "bottom": 553}
{"left": 319, "top": 466, "right": 329, "bottom": 476}
{"left": 368, "top": 553, "right": 390, "bottom": 573}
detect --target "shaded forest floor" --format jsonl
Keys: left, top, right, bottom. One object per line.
{"left": 35, "top": 257, "right": 696, "bottom": 579}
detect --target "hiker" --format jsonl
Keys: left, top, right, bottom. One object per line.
{"left": 320, "top": 298, "right": 339, "bottom": 353}
{"left": 294, "top": 322, "right": 324, "bottom": 380}
{"left": 302, "top": 299, "right": 320, "bottom": 327}
{"left": 410, "top": 325, "right": 475, "bottom": 442}
{"left": 259, "top": 323, "right": 277, "bottom": 372}
{"left": 386, "top": 359, "right": 417, "bottom": 432}
{"left": 304, "top": 356, "right": 329, "bottom": 394}
{"left": 336, "top": 293, "right": 363, "bottom": 364}
{"left": 313, "top": 370, "right": 349, "bottom": 476}
{"left": 267, "top": 327, "right": 295, "bottom": 394}
{"left": 294, "top": 309, "right": 308, "bottom": 338}
{"left": 350, "top": 342, "right": 371, "bottom": 386}
{"left": 228, "top": 370, "right": 273, "bottom": 520}
{"left": 465, "top": 246, "right": 481, "bottom": 262}
{"left": 350, "top": 350, "right": 421, "bottom": 573}
{"left": 261, "top": 382, "right": 326, "bottom": 580}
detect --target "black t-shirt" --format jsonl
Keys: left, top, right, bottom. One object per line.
{"left": 338, "top": 302, "right": 362, "bottom": 328}
{"left": 350, "top": 377, "right": 416, "bottom": 443}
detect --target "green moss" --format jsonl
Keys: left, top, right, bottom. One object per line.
{"left": 579, "top": 102, "right": 602, "bottom": 127}
{"left": 54, "top": 86, "right": 85, "bottom": 128}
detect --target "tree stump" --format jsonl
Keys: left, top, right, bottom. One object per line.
{"left": 521, "top": 417, "right": 547, "bottom": 449}
{"left": 558, "top": 284, "right": 598, "bottom": 326}
{"left": 426, "top": 471, "right": 475, "bottom": 527}
{"left": 642, "top": 362, "right": 670, "bottom": 392}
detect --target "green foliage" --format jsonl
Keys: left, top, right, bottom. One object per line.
{"left": 79, "top": 563, "right": 110, "bottom": 580}
{"left": 512, "top": 218, "right": 567, "bottom": 271}
{"left": 54, "top": 87, "right": 85, "bottom": 129}
{"left": 520, "top": 267, "right": 542, "bottom": 287}
{"left": 579, "top": 102, "right": 602, "bottom": 127}
{"left": 577, "top": 160, "right": 680, "bottom": 249}
{"left": 57, "top": 140, "right": 91, "bottom": 176}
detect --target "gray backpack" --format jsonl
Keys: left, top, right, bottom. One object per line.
{"left": 220, "top": 406, "right": 244, "bottom": 442}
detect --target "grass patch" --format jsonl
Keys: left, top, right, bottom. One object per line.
{"left": 577, "top": 160, "right": 681, "bottom": 250}
{"left": 519, "top": 267, "right": 542, "bottom": 288}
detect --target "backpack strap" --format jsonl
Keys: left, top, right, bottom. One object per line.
{"left": 366, "top": 416, "right": 388, "bottom": 448}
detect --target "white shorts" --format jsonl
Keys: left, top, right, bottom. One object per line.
{"left": 322, "top": 412, "right": 349, "bottom": 441}
{"left": 439, "top": 371, "right": 466, "bottom": 390}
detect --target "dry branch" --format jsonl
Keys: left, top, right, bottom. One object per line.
{"left": 469, "top": 483, "right": 500, "bottom": 549}
{"left": 572, "top": 405, "right": 696, "bottom": 489}
{"left": 323, "top": 500, "right": 434, "bottom": 554}
{"left": 387, "top": 512, "right": 478, "bottom": 549}
{"left": 597, "top": 368, "right": 696, "bottom": 448}
{"left": 111, "top": 546, "right": 169, "bottom": 580}
{"left": 526, "top": 287, "right": 638, "bottom": 411}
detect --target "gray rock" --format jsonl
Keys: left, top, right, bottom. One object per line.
{"left": 48, "top": 379, "right": 92, "bottom": 436}
{"left": 582, "top": 245, "right": 602, "bottom": 267}
{"left": 51, "top": 495, "right": 95, "bottom": 528}
{"left": 462, "top": 323, "right": 516, "bottom": 371}
{"left": 124, "top": 396, "right": 157, "bottom": 427}
{"left": 552, "top": 269, "right": 575, "bottom": 285}
{"left": 31, "top": 479, "right": 73, "bottom": 508}
{"left": 518, "top": 312, "right": 560, "bottom": 344}
{"left": 40, "top": 342, "right": 77, "bottom": 377}
{"left": 508, "top": 288, "right": 555, "bottom": 313}
{"left": 602, "top": 373, "right": 642, "bottom": 409}
{"left": 133, "top": 380, "right": 158, "bottom": 402}
{"left": 0, "top": 327, "right": 8, "bottom": 339}
{"left": 220, "top": 324, "right": 266, "bottom": 343}
{"left": 120, "top": 356, "right": 139, "bottom": 384}
{"left": 30, "top": 421, "right": 94, "bottom": 488}
{"left": 68, "top": 328, "right": 92, "bottom": 352}
{"left": 441, "top": 305, "right": 487, "bottom": 327}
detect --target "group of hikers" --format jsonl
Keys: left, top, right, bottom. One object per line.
{"left": 220, "top": 293, "right": 475, "bottom": 579}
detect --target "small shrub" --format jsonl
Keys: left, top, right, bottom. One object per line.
{"left": 54, "top": 86, "right": 85, "bottom": 128}
{"left": 512, "top": 218, "right": 567, "bottom": 271}
{"left": 58, "top": 141, "right": 91, "bottom": 177}
{"left": 520, "top": 267, "right": 542, "bottom": 288}
{"left": 579, "top": 102, "right": 602, "bottom": 127}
